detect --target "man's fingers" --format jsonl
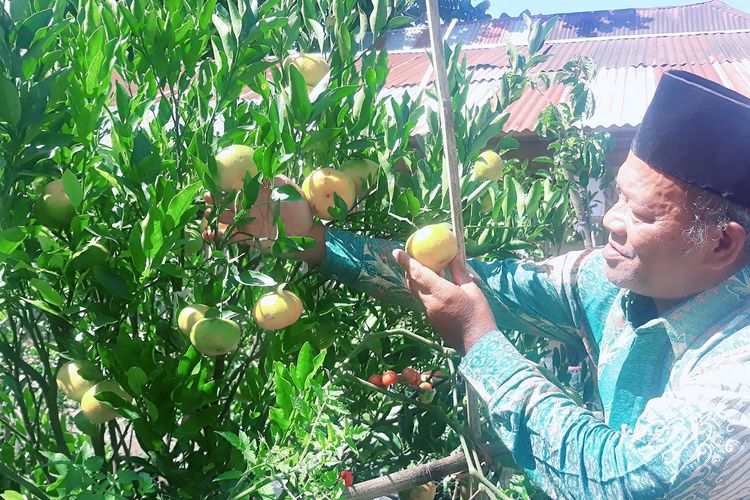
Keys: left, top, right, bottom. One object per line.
{"left": 392, "top": 249, "right": 444, "bottom": 294}
{"left": 448, "top": 257, "right": 472, "bottom": 286}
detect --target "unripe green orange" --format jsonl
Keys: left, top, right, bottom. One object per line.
{"left": 283, "top": 53, "right": 330, "bottom": 87}
{"left": 190, "top": 317, "right": 241, "bottom": 357}
{"left": 81, "top": 380, "right": 132, "bottom": 424}
{"left": 178, "top": 304, "right": 209, "bottom": 336}
{"left": 472, "top": 151, "right": 504, "bottom": 181}
{"left": 301, "top": 168, "right": 356, "bottom": 220}
{"left": 341, "top": 159, "right": 379, "bottom": 197}
{"left": 215, "top": 145, "right": 257, "bottom": 192}
{"left": 405, "top": 223, "right": 458, "bottom": 273}
{"left": 35, "top": 179, "right": 74, "bottom": 227}
{"left": 252, "top": 290, "right": 303, "bottom": 330}
{"left": 56, "top": 361, "right": 96, "bottom": 402}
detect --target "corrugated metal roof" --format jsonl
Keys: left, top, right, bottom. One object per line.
{"left": 532, "top": 32, "right": 750, "bottom": 70}
{"left": 382, "top": 31, "right": 750, "bottom": 87}
{"left": 537, "top": 0, "right": 750, "bottom": 40}
{"left": 391, "top": 61, "right": 750, "bottom": 134}
{"left": 384, "top": 52, "right": 432, "bottom": 87}
{"left": 372, "top": 0, "right": 750, "bottom": 52}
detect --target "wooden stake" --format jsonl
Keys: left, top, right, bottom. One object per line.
{"left": 423, "top": 0, "right": 487, "bottom": 497}
{"left": 424, "top": 0, "right": 466, "bottom": 262}
{"left": 344, "top": 453, "right": 468, "bottom": 499}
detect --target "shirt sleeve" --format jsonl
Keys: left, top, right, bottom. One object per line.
{"left": 317, "top": 229, "right": 604, "bottom": 346}
{"left": 459, "top": 330, "right": 750, "bottom": 499}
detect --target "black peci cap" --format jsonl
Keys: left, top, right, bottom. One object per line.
{"left": 631, "top": 70, "right": 750, "bottom": 208}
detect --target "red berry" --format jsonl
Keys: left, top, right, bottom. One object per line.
{"left": 401, "top": 367, "right": 421, "bottom": 387}
{"left": 339, "top": 470, "right": 354, "bottom": 487}
{"left": 419, "top": 381, "right": 433, "bottom": 391}
{"left": 382, "top": 370, "right": 398, "bottom": 386}
{"left": 367, "top": 374, "right": 384, "bottom": 387}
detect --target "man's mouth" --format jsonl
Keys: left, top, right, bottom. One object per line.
{"left": 603, "top": 240, "right": 633, "bottom": 260}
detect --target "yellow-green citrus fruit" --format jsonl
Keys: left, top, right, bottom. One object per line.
{"left": 400, "top": 482, "right": 437, "bottom": 500}
{"left": 69, "top": 241, "right": 109, "bottom": 270}
{"left": 341, "top": 159, "right": 379, "bottom": 197}
{"left": 405, "top": 223, "right": 458, "bottom": 273}
{"left": 56, "top": 361, "right": 96, "bottom": 402}
{"left": 35, "top": 180, "right": 74, "bottom": 227}
{"left": 215, "top": 145, "right": 257, "bottom": 192}
{"left": 472, "top": 151, "right": 504, "bottom": 181}
{"left": 81, "top": 380, "right": 131, "bottom": 424}
{"left": 190, "top": 318, "right": 241, "bottom": 357}
{"left": 178, "top": 304, "right": 210, "bottom": 336}
{"left": 301, "top": 168, "right": 356, "bottom": 220}
{"left": 283, "top": 53, "right": 330, "bottom": 87}
{"left": 252, "top": 289, "right": 304, "bottom": 330}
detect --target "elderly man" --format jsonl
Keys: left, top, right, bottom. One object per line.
{"left": 208, "top": 70, "right": 750, "bottom": 497}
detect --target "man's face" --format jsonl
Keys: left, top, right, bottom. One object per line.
{"left": 602, "top": 152, "right": 705, "bottom": 299}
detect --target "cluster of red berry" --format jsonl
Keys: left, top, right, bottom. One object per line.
{"left": 366, "top": 368, "right": 445, "bottom": 404}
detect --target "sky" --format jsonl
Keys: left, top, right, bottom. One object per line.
{"left": 488, "top": 0, "right": 750, "bottom": 17}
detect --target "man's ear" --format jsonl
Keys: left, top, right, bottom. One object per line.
{"left": 703, "top": 221, "right": 748, "bottom": 271}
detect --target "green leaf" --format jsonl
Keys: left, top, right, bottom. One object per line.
{"left": 216, "top": 431, "right": 243, "bottom": 450}
{"left": 62, "top": 170, "right": 83, "bottom": 208}
{"left": 271, "top": 184, "right": 302, "bottom": 203}
{"left": 166, "top": 183, "right": 201, "bottom": 230}
{"left": 29, "top": 278, "right": 64, "bottom": 307}
{"left": 369, "top": 0, "right": 387, "bottom": 34}
{"left": 0, "top": 75, "right": 21, "bottom": 126}
{"left": 288, "top": 65, "right": 311, "bottom": 125}
{"left": 274, "top": 364, "right": 294, "bottom": 416}
{"left": 140, "top": 208, "right": 164, "bottom": 262}
{"left": 532, "top": 156, "right": 554, "bottom": 165}
{"left": 293, "top": 342, "right": 313, "bottom": 390}
{"left": 1, "top": 490, "right": 27, "bottom": 500}
{"left": 21, "top": 298, "right": 61, "bottom": 316}
{"left": 0, "top": 227, "right": 27, "bottom": 258}
{"left": 525, "top": 180, "right": 543, "bottom": 218}
{"left": 212, "top": 13, "right": 236, "bottom": 65}
{"left": 126, "top": 367, "right": 148, "bottom": 396}
{"left": 236, "top": 270, "right": 276, "bottom": 287}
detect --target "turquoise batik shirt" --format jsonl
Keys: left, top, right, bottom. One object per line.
{"left": 317, "top": 229, "right": 750, "bottom": 499}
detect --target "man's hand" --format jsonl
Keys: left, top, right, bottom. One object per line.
{"left": 203, "top": 175, "right": 327, "bottom": 265}
{"left": 393, "top": 249, "right": 496, "bottom": 355}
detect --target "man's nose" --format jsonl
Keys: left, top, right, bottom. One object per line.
{"left": 603, "top": 201, "right": 626, "bottom": 237}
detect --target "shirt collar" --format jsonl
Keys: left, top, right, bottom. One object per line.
{"left": 622, "top": 261, "right": 750, "bottom": 360}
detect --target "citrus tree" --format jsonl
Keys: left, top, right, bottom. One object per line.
{"left": 0, "top": 0, "right": 607, "bottom": 498}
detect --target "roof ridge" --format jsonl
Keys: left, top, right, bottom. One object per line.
{"left": 707, "top": 0, "right": 750, "bottom": 20}
{"left": 519, "top": 1, "right": 721, "bottom": 19}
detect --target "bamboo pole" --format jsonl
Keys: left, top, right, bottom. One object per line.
{"left": 423, "top": 1, "right": 488, "bottom": 497}
{"left": 344, "top": 454, "right": 468, "bottom": 499}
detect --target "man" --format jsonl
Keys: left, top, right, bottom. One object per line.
{"left": 207, "top": 70, "right": 750, "bottom": 497}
